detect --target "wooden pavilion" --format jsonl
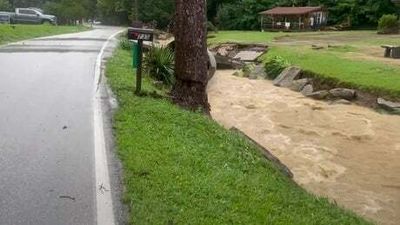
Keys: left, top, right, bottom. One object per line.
{"left": 259, "top": 6, "right": 328, "bottom": 31}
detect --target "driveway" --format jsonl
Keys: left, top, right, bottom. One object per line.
{"left": 0, "top": 26, "right": 122, "bottom": 225}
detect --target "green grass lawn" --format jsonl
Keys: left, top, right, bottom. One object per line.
{"left": 265, "top": 46, "right": 400, "bottom": 98}
{"left": 0, "top": 24, "right": 90, "bottom": 45}
{"left": 208, "top": 31, "right": 283, "bottom": 45}
{"left": 105, "top": 48, "right": 372, "bottom": 225}
{"left": 210, "top": 30, "right": 400, "bottom": 99}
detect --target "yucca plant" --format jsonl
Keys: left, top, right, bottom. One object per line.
{"left": 144, "top": 46, "right": 175, "bottom": 85}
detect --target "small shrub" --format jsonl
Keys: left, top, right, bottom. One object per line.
{"left": 207, "top": 34, "right": 216, "bottom": 39}
{"left": 378, "top": 14, "right": 399, "bottom": 34}
{"left": 207, "top": 21, "right": 218, "bottom": 33}
{"left": 119, "top": 38, "right": 131, "bottom": 50}
{"left": 144, "top": 46, "right": 175, "bottom": 85}
{"left": 242, "top": 64, "right": 255, "bottom": 78}
{"left": 264, "top": 56, "right": 289, "bottom": 80}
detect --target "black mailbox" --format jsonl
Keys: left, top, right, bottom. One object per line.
{"left": 126, "top": 27, "right": 155, "bottom": 95}
{"left": 127, "top": 28, "right": 154, "bottom": 42}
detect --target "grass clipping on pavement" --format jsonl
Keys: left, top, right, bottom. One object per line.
{"left": 105, "top": 48, "right": 372, "bottom": 225}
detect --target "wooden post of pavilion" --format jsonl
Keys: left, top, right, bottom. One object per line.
{"left": 272, "top": 16, "right": 274, "bottom": 30}
{"left": 299, "top": 16, "right": 301, "bottom": 30}
{"left": 261, "top": 15, "right": 264, "bottom": 32}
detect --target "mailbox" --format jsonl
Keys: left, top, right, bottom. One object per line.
{"left": 127, "top": 28, "right": 154, "bottom": 42}
{"left": 127, "top": 27, "right": 155, "bottom": 95}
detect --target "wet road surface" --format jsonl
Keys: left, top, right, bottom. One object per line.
{"left": 208, "top": 70, "right": 400, "bottom": 225}
{"left": 0, "top": 26, "right": 121, "bottom": 225}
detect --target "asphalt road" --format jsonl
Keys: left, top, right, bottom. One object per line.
{"left": 0, "top": 26, "right": 122, "bottom": 225}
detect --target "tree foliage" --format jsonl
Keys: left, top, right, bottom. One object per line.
{"left": 216, "top": 0, "right": 398, "bottom": 30}
{"left": 5, "top": 0, "right": 96, "bottom": 24}
{"left": 0, "top": 0, "right": 11, "bottom": 11}
{"left": 2, "top": 0, "right": 398, "bottom": 29}
{"left": 96, "top": 0, "right": 174, "bottom": 27}
{"left": 378, "top": 14, "right": 399, "bottom": 34}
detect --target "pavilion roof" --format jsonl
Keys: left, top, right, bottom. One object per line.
{"left": 260, "top": 7, "right": 324, "bottom": 16}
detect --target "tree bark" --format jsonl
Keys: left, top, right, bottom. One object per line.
{"left": 173, "top": 0, "right": 210, "bottom": 113}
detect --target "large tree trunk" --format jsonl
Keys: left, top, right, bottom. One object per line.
{"left": 173, "top": 0, "right": 210, "bottom": 113}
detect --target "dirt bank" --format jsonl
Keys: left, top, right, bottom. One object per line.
{"left": 208, "top": 70, "right": 400, "bottom": 225}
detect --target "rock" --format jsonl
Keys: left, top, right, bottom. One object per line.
{"left": 248, "top": 65, "right": 266, "bottom": 79}
{"left": 289, "top": 78, "right": 311, "bottom": 92}
{"left": 377, "top": 98, "right": 400, "bottom": 112}
{"left": 242, "top": 64, "right": 255, "bottom": 78}
{"left": 331, "top": 99, "right": 352, "bottom": 105}
{"left": 232, "top": 71, "right": 242, "bottom": 77}
{"left": 234, "top": 51, "right": 265, "bottom": 62}
{"left": 214, "top": 54, "right": 245, "bottom": 69}
{"left": 329, "top": 88, "right": 357, "bottom": 100}
{"left": 208, "top": 50, "right": 217, "bottom": 80}
{"left": 215, "top": 44, "right": 236, "bottom": 57}
{"left": 273, "top": 67, "right": 302, "bottom": 87}
{"left": 312, "top": 45, "right": 324, "bottom": 50}
{"left": 301, "top": 84, "right": 314, "bottom": 96}
{"left": 306, "top": 90, "right": 330, "bottom": 100}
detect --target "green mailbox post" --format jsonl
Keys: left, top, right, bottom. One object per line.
{"left": 127, "top": 27, "right": 154, "bottom": 94}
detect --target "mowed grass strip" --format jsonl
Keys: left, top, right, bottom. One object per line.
{"left": 0, "top": 24, "right": 89, "bottom": 45}
{"left": 208, "top": 30, "right": 282, "bottom": 45}
{"left": 106, "top": 48, "right": 372, "bottom": 225}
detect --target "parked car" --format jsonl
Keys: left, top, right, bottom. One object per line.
{"left": 0, "top": 8, "right": 57, "bottom": 25}
{"left": 0, "top": 12, "right": 11, "bottom": 24}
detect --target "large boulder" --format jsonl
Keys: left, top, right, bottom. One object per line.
{"left": 330, "top": 99, "right": 352, "bottom": 105}
{"left": 306, "top": 90, "right": 330, "bottom": 100}
{"left": 213, "top": 44, "right": 237, "bottom": 57}
{"left": 329, "top": 88, "right": 357, "bottom": 100}
{"left": 248, "top": 64, "right": 266, "bottom": 80}
{"left": 207, "top": 50, "right": 217, "bottom": 80}
{"left": 289, "top": 78, "right": 311, "bottom": 92}
{"left": 214, "top": 54, "right": 245, "bottom": 69}
{"left": 377, "top": 98, "right": 400, "bottom": 113}
{"left": 301, "top": 84, "right": 314, "bottom": 96}
{"left": 273, "top": 67, "right": 302, "bottom": 87}
{"left": 234, "top": 51, "right": 265, "bottom": 62}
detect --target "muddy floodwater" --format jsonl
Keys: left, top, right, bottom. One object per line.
{"left": 208, "top": 70, "right": 400, "bottom": 225}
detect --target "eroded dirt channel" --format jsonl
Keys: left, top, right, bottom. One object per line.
{"left": 208, "top": 70, "right": 400, "bottom": 225}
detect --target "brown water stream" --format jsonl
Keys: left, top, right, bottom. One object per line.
{"left": 208, "top": 70, "right": 400, "bottom": 225}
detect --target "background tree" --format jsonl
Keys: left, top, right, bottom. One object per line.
{"left": 97, "top": 0, "right": 130, "bottom": 25}
{"left": 8, "top": 0, "right": 44, "bottom": 8}
{"left": 0, "top": 0, "right": 11, "bottom": 10}
{"left": 3, "top": 0, "right": 398, "bottom": 28}
{"left": 216, "top": 0, "right": 397, "bottom": 30}
{"left": 96, "top": 0, "right": 174, "bottom": 27}
{"left": 138, "top": 0, "right": 174, "bottom": 28}
{"left": 173, "top": 0, "right": 209, "bottom": 112}
{"left": 42, "top": 0, "right": 93, "bottom": 24}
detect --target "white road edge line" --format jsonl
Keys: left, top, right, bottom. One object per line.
{"left": 93, "top": 29, "right": 125, "bottom": 225}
